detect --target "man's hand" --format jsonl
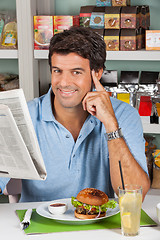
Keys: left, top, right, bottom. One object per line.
{"left": 82, "top": 70, "right": 118, "bottom": 132}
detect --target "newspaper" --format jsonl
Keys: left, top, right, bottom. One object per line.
{"left": 0, "top": 89, "right": 47, "bottom": 180}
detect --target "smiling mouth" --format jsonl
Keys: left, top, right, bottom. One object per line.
{"left": 58, "top": 89, "right": 77, "bottom": 96}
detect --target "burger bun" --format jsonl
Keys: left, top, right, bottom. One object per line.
{"left": 74, "top": 210, "right": 106, "bottom": 219}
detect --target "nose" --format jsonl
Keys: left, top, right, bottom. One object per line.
{"left": 58, "top": 72, "right": 71, "bottom": 87}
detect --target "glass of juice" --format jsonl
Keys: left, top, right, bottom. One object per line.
{"left": 118, "top": 184, "right": 142, "bottom": 236}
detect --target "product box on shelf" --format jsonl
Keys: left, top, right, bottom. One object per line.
{"left": 120, "top": 29, "right": 138, "bottom": 51}
{"left": 54, "top": 15, "right": 79, "bottom": 34}
{"left": 90, "top": 28, "right": 104, "bottom": 38}
{"left": 121, "top": 6, "right": 140, "bottom": 29}
{"left": 104, "top": 6, "right": 121, "bottom": 29}
{"left": 96, "top": 0, "right": 112, "bottom": 6}
{"left": 120, "top": 71, "right": 139, "bottom": 84}
{"left": 137, "top": 28, "right": 143, "bottom": 50}
{"left": 90, "top": 6, "right": 105, "bottom": 29}
{"left": 146, "top": 30, "right": 160, "bottom": 50}
{"left": 138, "top": 95, "right": 152, "bottom": 116}
{"left": 79, "top": 6, "right": 95, "bottom": 27}
{"left": 112, "top": 0, "right": 130, "bottom": 7}
{"left": 34, "top": 16, "right": 53, "bottom": 50}
{"left": 140, "top": 71, "right": 160, "bottom": 85}
{"left": 104, "top": 29, "right": 119, "bottom": 50}
{"left": 140, "top": 5, "right": 150, "bottom": 29}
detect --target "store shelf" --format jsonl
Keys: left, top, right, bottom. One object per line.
{"left": 107, "top": 50, "right": 160, "bottom": 61}
{"left": 141, "top": 117, "right": 160, "bottom": 134}
{"left": 0, "top": 49, "right": 18, "bottom": 59}
{"left": 34, "top": 49, "right": 49, "bottom": 59}
{"left": 34, "top": 49, "right": 160, "bottom": 61}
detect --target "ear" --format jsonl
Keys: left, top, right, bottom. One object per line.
{"left": 95, "top": 68, "right": 103, "bottom": 81}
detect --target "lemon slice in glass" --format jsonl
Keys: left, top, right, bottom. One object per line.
{"left": 122, "top": 212, "right": 131, "bottom": 228}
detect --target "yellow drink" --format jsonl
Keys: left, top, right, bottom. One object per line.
{"left": 119, "top": 185, "right": 142, "bottom": 236}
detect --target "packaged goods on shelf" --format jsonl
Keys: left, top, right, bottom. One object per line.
{"left": 136, "top": 71, "right": 160, "bottom": 116}
{"left": 151, "top": 149, "right": 160, "bottom": 189}
{"left": 112, "top": 0, "right": 130, "bottom": 7}
{"left": 54, "top": 15, "right": 79, "bottom": 34}
{"left": 90, "top": 28, "right": 104, "bottom": 38}
{"left": 79, "top": 6, "right": 95, "bottom": 27}
{"left": 96, "top": 0, "right": 112, "bottom": 7}
{"left": 34, "top": 16, "right": 53, "bottom": 50}
{"left": 101, "top": 70, "right": 118, "bottom": 98}
{"left": 0, "top": 14, "right": 5, "bottom": 45}
{"left": 140, "top": 5, "right": 150, "bottom": 29}
{"left": 90, "top": 6, "right": 105, "bottom": 29}
{"left": 104, "top": 6, "right": 121, "bottom": 29}
{"left": 139, "top": 71, "right": 160, "bottom": 85}
{"left": 104, "top": 29, "right": 119, "bottom": 50}
{"left": 121, "top": 6, "right": 140, "bottom": 29}
{"left": 120, "top": 29, "right": 138, "bottom": 51}
{"left": 144, "top": 135, "right": 156, "bottom": 182}
{"left": 0, "top": 10, "right": 17, "bottom": 49}
{"left": 0, "top": 73, "right": 19, "bottom": 91}
{"left": 146, "top": 30, "right": 160, "bottom": 50}
{"left": 118, "top": 71, "right": 139, "bottom": 106}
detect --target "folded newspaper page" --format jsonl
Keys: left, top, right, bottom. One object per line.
{"left": 0, "top": 89, "right": 47, "bottom": 180}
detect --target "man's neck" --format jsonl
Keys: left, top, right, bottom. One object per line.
{"left": 52, "top": 98, "right": 89, "bottom": 141}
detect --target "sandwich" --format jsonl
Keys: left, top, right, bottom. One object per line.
{"left": 71, "top": 188, "right": 117, "bottom": 219}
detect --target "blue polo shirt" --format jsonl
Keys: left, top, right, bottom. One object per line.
{"left": 0, "top": 88, "right": 148, "bottom": 202}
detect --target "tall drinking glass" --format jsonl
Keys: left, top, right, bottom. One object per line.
{"left": 118, "top": 184, "right": 142, "bottom": 236}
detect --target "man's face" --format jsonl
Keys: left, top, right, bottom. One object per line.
{"left": 51, "top": 52, "right": 92, "bottom": 110}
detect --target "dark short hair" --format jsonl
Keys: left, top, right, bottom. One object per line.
{"left": 48, "top": 26, "right": 106, "bottom": 72}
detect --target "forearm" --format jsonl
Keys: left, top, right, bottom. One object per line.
{"left": 108, "top": 137, "right": 150, "bottom": 201}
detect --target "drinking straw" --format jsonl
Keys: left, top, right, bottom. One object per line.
{"left": 119, "top": 160, "right": 125, "bottom": 190}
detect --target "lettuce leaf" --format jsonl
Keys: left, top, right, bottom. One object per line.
{"left": 71, "top": 196, "right": 117, "bottom": 213}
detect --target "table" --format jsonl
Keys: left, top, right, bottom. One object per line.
{"left": 0, "top": 188, "right": 160, "bottom": 240}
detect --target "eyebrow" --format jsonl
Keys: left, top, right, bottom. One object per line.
{"left": 51, "top": 66, "right": 85, "bottom": 72}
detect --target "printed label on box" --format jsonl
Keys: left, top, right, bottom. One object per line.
{"left": 146, "top": 30, "right": 160, "bottom": 50}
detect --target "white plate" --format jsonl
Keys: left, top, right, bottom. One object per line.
{"left": 36, "top": 198, "right": 120, "bottom": 225}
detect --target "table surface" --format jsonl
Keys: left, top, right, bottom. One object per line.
{"left": 0, "top": 188, "right": 160, "bottom": 240}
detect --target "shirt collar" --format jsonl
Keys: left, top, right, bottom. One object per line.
{"left": 41, "top": 87, "right": 56, "bottom": 122}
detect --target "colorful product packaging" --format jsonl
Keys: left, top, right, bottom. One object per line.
{"left": 96, "top": 0, "right": 112, "bottom": 6}
{"left": 120, "top": 29, "right": 138, "bottom": 51}
{"left": 117, "top": 93, "right": 130, "bottom": 104}
{"left": 119, "top": 71, "right": 139, "bottom": 107}
{"left": 105, "top": 6, "right": 121, "bottom": 29}
{"left": 112, "top": 0, "right": 130, "bottom": 7}
{"left": 54, "top": 15, "right": 79, "bottom": 34}
{"left": 146, "top": 30, "right": 160, "bottom": 50}
{"left": 34, "top": 16, "right": 53, "bottom": 49}
{"left": 89, "top": 6, "right": 105, "bottom": 29}
{"left": 121, "top": 6, "right": 140, "bottom": 29}
{"left": 139, "top": 95, "right": 152, "bottom": 116}
{"left": 104, "top": 29, "right": 120, "bottom": 50}
{"left": 79, "top": 6, "right": 95, "bottom": 27}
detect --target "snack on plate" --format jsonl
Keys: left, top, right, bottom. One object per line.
{"left": 71, "top": 188, "right": 117, "bottom": 219}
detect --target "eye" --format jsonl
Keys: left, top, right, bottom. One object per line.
{"left": 53, "top": 69, "right": 61, "bottom": 73}
{"left": 73, "top": 71, "right": 82, "bottom": 75}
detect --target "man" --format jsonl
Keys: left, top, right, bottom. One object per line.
{"left": 0, "top": 27, "right": 150, "bottom": 202}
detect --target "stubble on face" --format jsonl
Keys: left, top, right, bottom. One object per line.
{"left": 51, "top": 53, "right": 92, "bottom": 111}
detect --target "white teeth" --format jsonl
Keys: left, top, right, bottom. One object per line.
{"left": 61, "top": 90, "right": 75, "bottom": 93}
